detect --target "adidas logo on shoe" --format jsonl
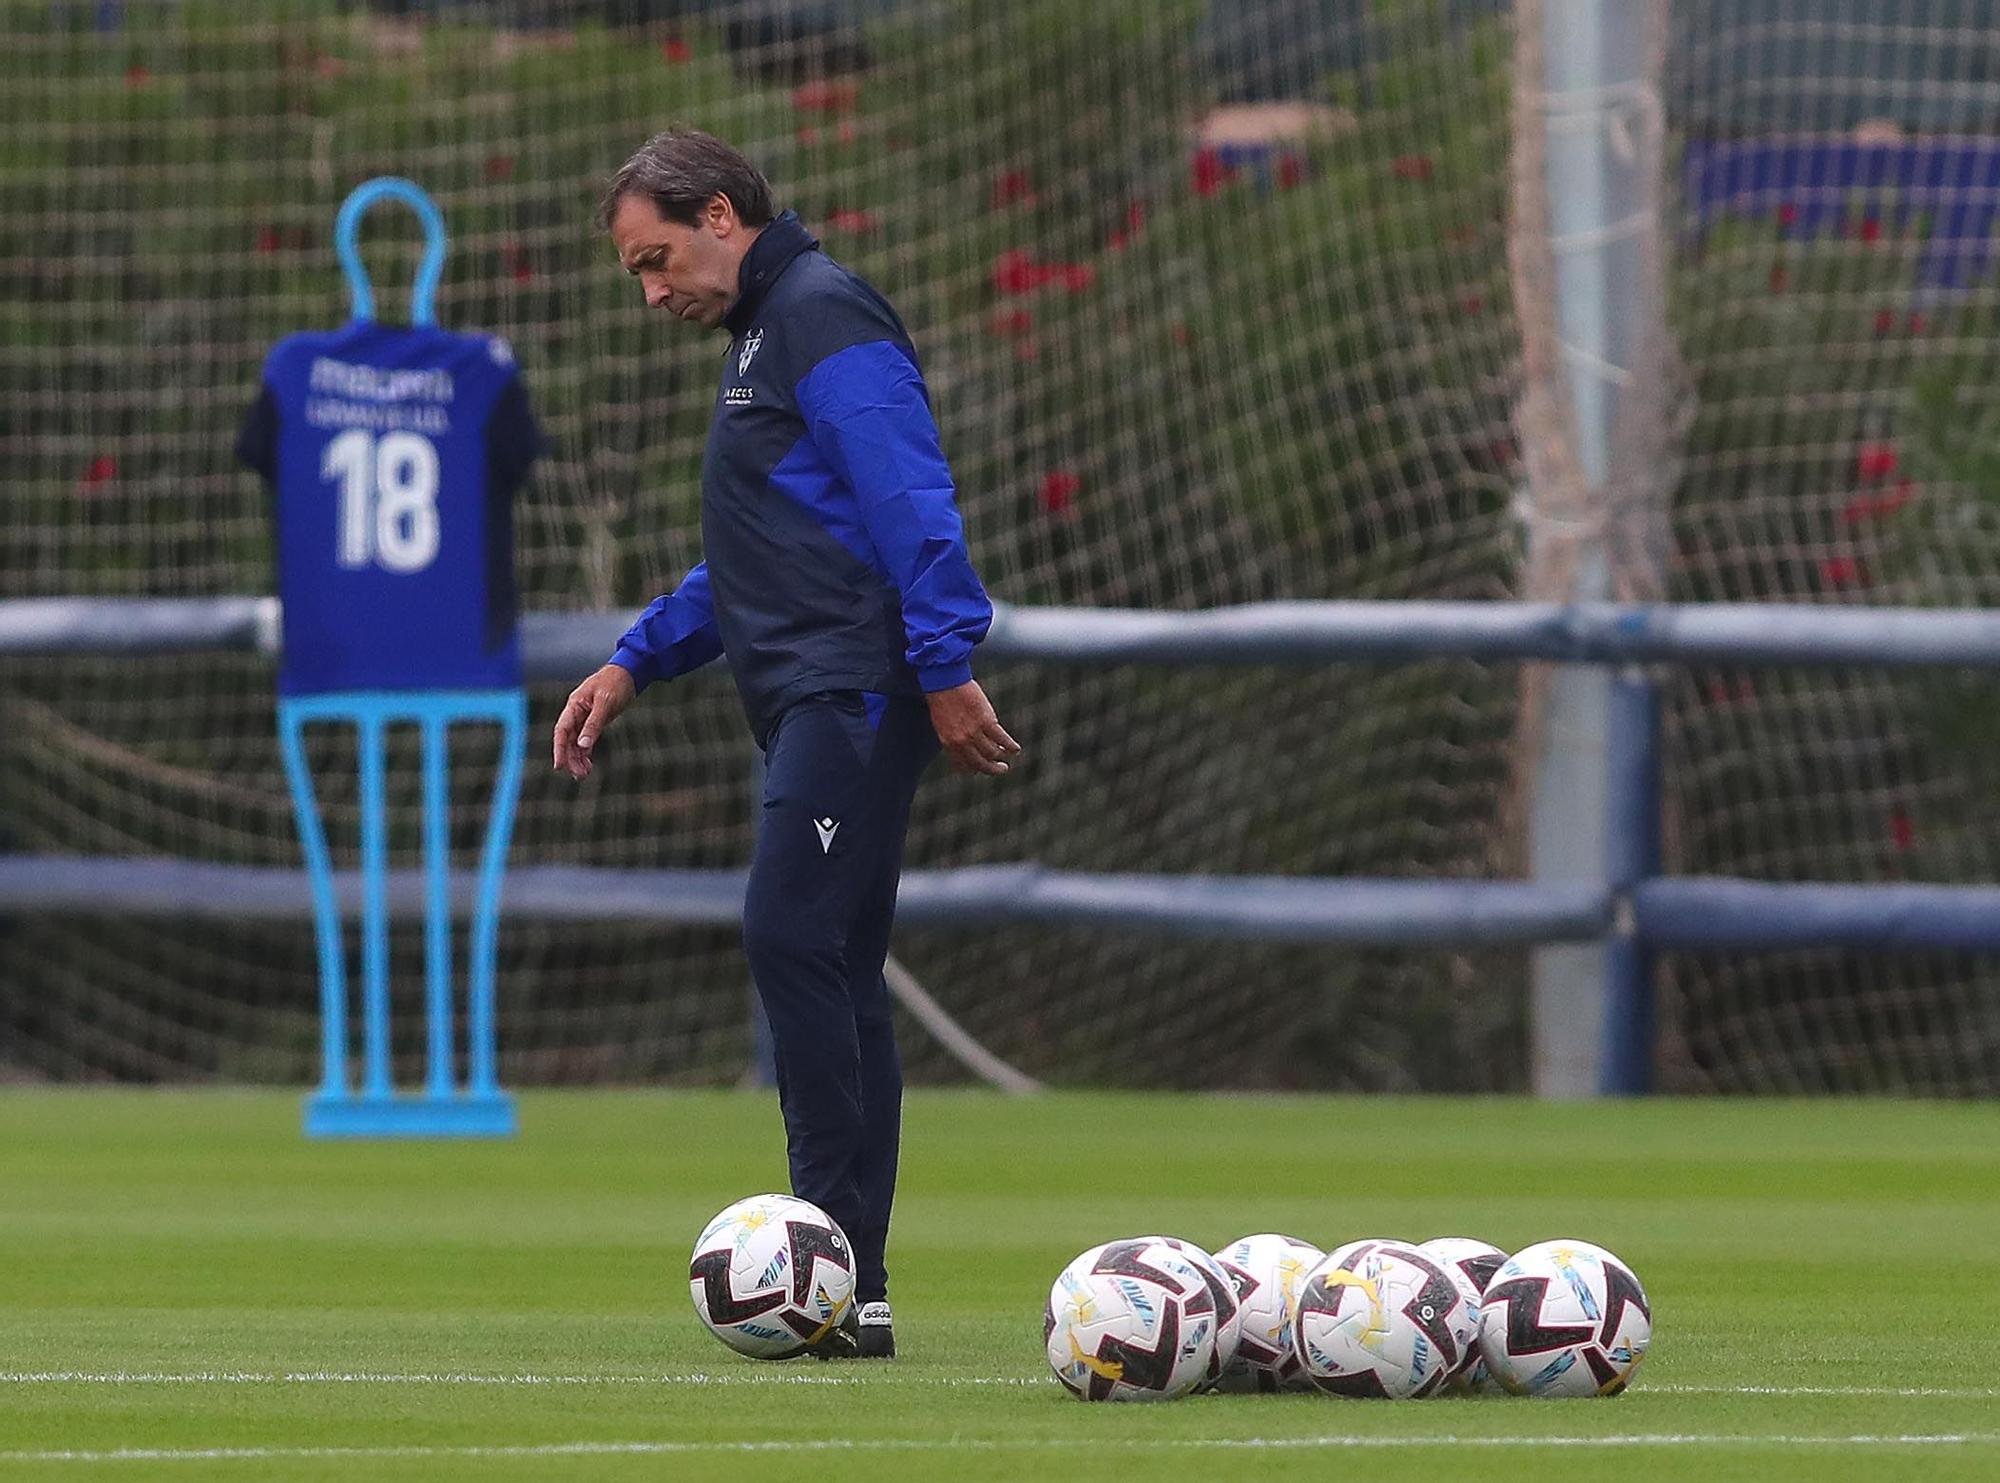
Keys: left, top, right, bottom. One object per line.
{"left": 856, "top": 1301, "right": 895, "bottom": 1359}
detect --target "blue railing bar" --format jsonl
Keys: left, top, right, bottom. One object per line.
{"left": 897, "top": 869, "right": 1606, "bottom": 944}
{"left": 0, "top": 857, "right": 1606, "bottom": 946}
{"left": 14, "top": 599, "right": 2000, "bottom": 673}
{"left": 985, "top": 601, "right": 2000, "bottom": 668}
{"left": 0, "top": 597, "right": 274, "bottom": 655}
{"left": 15, "top": 856, "right": 2000, "bottom": 953}
{"left": 1635, "top": 879, "right": 2000, "bottom": 952}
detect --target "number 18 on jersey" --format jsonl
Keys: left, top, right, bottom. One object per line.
{"left": 238, "top": 321, "right": 541, "bottom": 695}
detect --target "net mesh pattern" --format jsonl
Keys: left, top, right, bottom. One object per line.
{"left": 0, "top": 0, "right": 1524, "bottom": 1090}
{"left": 11, "top": 1, "right": 1994, "bottom": 1095}
{"left": 1656, "top": 0, "right": 2000, "bottom": 1094}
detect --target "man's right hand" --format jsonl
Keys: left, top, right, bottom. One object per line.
{"left": 553, "top": 664, "right": 638, "bottom": 781}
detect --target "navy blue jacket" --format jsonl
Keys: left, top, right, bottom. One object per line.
{"left": 608, "top": 212, "right": 992, "bottom": 742}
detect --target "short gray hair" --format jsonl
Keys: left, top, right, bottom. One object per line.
{"left": 596, "top": 128, "right": 776, "bottom": 231}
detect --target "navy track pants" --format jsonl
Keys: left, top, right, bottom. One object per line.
{"left": 741, "top": 690, "right": 938, "bottom": 1304}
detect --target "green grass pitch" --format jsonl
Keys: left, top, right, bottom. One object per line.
{"left": 0, "top": 1090, "right": 1996, "bottom": 1481}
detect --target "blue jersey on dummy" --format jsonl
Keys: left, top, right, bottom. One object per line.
{"left": 608, "top": 212, "right": 992, "bottom": 744}
{"left": 237, "top": 321, "right": 541, "bottom": 696}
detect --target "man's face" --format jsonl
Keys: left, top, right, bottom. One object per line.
{"left": 610, "top": 192, "right": 753, "bottom": 331}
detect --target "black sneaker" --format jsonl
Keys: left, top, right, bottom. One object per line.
{"left": 806, "top": 1308, "right": 860, "bottom": 1361}
{"left": 855, "top": 1301, "right": 895, "bottom": 1359}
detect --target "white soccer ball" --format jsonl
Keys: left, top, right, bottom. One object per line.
{"left": 1212, "top": 1232, "right": 1324, "bottom": 1392}
{"left": 1044, "top": 1237, "right": 1219, "bottom": 1401}
{"left": 1292, "top": 1240, "right": 1479, "bottom": 1399}
{"left": 1478, "top": 1239, "right": 1652, "bottom": 1397}
{"left": 1418, "top": 1237, "right": 1509, "bottom": 1392}
{"left": 1322, "top": 1236, "right": 1409, "bottom": 1271}
{"left": 1146, "top": 1237, "right": 1243, "bottom": 1389}
{"left": 688, "top": 1193, "right": 855, "bottom": 1360}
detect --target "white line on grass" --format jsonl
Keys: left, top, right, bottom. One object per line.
{"left": 1656, "top": 1384, "right": 2000, "bottom": 1400}
{"left": 0, "top": 1371, "right": 1040, "bottom": 1387}
{"left": 4, "top": 1372, "right": 1998, "bottom": 1400}
{"left": 4, "top": 1435, "right": 1999, "bottom": 1465}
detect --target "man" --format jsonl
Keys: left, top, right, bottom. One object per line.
{"left": 552, "top": 128, "right": 1019, "bottom": 1359}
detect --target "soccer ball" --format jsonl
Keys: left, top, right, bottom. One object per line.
{"left": 1417, "top": 1237, "right": 1508, "bottom": 1392}
{"left": 688, "top": 1194, "right": 855, "bottom": 1359}
{"left": 1322, "top": 1236, "right": 1409, "bottom": 1271}
{"left": 1149, "top": 1237, "right": 1243, "bottom": 1389}
{"left": 1212, "top": 1232, "right": 1324, "bottom": 1392}
{"left": 1292, "top": 1241, "right": 1479, "bottom": 1399}
{"left": 1420, "top": 1236, "right": 1508, "bottom": 1296}
{"left": 1044, "top": 1237, "right": 1218, "bottom": 1401}
{"left": 1478, "top": 1239, "right": 1652, "bottom": 1397}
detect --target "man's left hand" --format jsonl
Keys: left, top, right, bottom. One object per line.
{"left": 925, "top": 681, "right": 1021, "bottom": 776}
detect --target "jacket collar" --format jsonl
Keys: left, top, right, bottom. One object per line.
{"left": 724, "top": 210, "right": 818, "bottom": 337}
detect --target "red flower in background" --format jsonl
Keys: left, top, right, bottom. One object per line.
{"left": 124, "top": 64, "right": 150, "bottom": 88}
{"left": 993, "top": 249, "right": 1097, "bottom": 298}
{"left": 506, "top": 243, "right": 534, "bottom": 285}
{"left": 1818, "top": 555, "right": 1865, "bottom": 587}
{"left": 1844, "top": 479, "right": 1918, "bottom": 524}
{"left": 1777, "top": 203, "right": 1799, "bottom": 228}
{"left": 1392, "top": 154, "right": 1434, "bottom": 182}
{"left": 1855, "top": 442, "right": 1898, "bottom": 481}
{"left": 792, "top": 80, "right": 859, "bottom": 115}
{"left": 825, "top": 208, "right": 878, "bottom": 234}
{"left": 1107, "top": 202, "right": 1146, "bottom": 252}
{"left": 1191, "top": 147, "right": 1235, "bottom": 198}
{"left": 661, "top": 37, "right": 693, "bottom": 64}
{"left": 1276, "top": 154, "right": 1305, "bottom": 190}
{"left": 484, "top": 154, "right": 516, "bottom": 182}
{"left": 992, "top": 248, "right": 1040, "bottom": 296}
{"left": 1872, "top": 308, "right": 1896, "bottom": 336}
{"left": 1907, "top": 311, "right": 1931, "bottom": 336}
{"left": 255, "top": 226, "right": 281, "bottom": 255}
{"left": 1702, "top": 676, "right": 1758, "bottom": 707}
{"left": 78, "top": 455, "right": 117, "bottom": 493}
{"left": 1889, "top": 807, "right": 1917, "bottom": 852}
{"left": 1038, "top": 470, "right": 1081, "bottom": 515}
{"left": 991, "top": 171, "right": 1036, "bottom": 210}
{"left": 1859, "top": 217, "right": 1883, "bottom": 244}
{"left": 837, "top": 121, "right": 858, "bottom": 145}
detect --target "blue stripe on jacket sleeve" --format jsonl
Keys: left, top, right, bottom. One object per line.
{"left": 794, "top": 339, "right": 992, "bottom": 690}
{"left": 608, "top": 561, "right": 723, "bottom": 690}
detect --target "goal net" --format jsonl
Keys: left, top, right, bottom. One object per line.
{"left": 0, "top": 0, "right": 1526, "bottom": 1090}
{"left": 9, "top": 0, "right": 1993, "bottom": 1097}
{"left": 1659, "top": 0, "right": 2000, "bottom": 1091}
